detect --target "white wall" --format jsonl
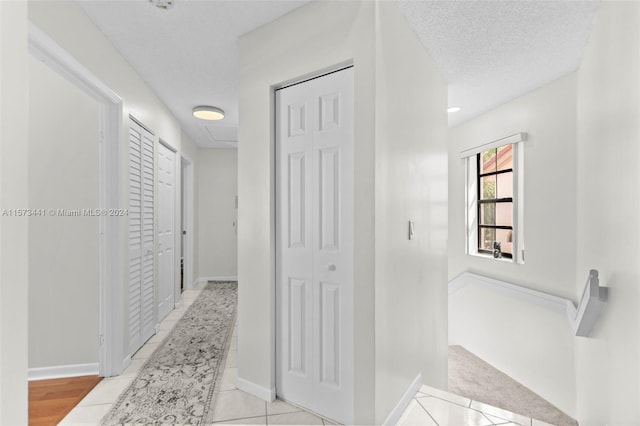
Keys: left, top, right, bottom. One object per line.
{"left": 374, "top": 2, "right": 448, "bottom": 422}
{"left": 448, "top": 74, "right": 579, "bottom": 415}
{"left": 575, "top": 2, "right": 640, "bottom": 424}
{"left": 238, "top": 1, "right": 377, "bottom": 422}
{"left": 28, "top": 55, "right": 100, "bottom": 369}
{"left": 449, "top": 73, "right": 578, "bottom": 298}
{"left": 28, "top": 1, "right": 188, "bottom": 371}
{"left": 28, "top": 2, "right": 182, "bottom": 148}
{"left": 449, "top": 4, "right": 640, "bottom": 423}
{"left": 449, "top": 275, "right": 576, "bottom": 416}
{"left": 0, "top": 1, "right": 29, "bottom": 422}
{"left": 238, "top": 1, "right": 448, "bottom": 423}
{"left": 197, "top": 148, "right": 237, "bottom": 280}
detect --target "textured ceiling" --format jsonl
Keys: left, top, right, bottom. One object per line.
{"left": 78, "top": 0, "right": 313, "bottom": 148}
{"left": 397, "top": 0, "right": 599, "bottom": 126}
{"left": 78, "top": 0, "right": 599, "bottom": 147}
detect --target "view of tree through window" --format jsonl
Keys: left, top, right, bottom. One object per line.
{"left": 477, "top": 144, "right": 513, "bottom": 258}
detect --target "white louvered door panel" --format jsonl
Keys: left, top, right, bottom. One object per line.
{"left": 128, "top": 119, "right": 155, "bottom": 356}
{"left": 140, "top": 130, "right": 155, "bottom": 343}
{"left": 276, "top": 68, "right": 354, "bottom": 425}
{"left": 128, "top": 125, "right": 143, "bottom": 353}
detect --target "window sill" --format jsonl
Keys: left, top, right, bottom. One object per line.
{"left": 468, "top": 252, "right": 515, "bottom": 264}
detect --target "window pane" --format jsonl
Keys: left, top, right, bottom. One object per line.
{"left": 495, "top": 202, "right": 512, "bottom": 227}
{"left": 480, "top": 203, "right": 495, "bottom": 225}
{"left": 497, "top": 144, "right": 513, "bottom": 171}
{"left": 479, "top": 228, "right": 513, "bottom": 256}
{"left": 480, "top": 148, "right": 497, "bottom": 174}
{"left": 496, "top": 229, "right": 513, "bottom": 255}
{"left": 497, "top": 171, "right": 513, "bottom": 198}
{"left": 479, "top": 228, "right": 495, "bottom": 251}
{"left": 480, "top": 175, "right": 496, "bottom": 200}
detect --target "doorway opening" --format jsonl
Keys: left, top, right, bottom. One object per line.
{"left": 180, "top": 155, "right": 194, "bottom": 293}
{"left": 28, "top": 24, "right": 124, "bottom": 378}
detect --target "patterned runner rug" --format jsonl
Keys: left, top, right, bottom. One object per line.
{"left": 102, "top": 281, "right": 237, "bottom": 425}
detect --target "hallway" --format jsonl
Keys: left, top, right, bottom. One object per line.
{"left": 58, "top": 283, "right": 334, "bottom": 425}
{"left": 54, "top": 282, "right": 555, "bottom": 426}
{"left": 2, "top": 1, "right": 639, "bottom": 424}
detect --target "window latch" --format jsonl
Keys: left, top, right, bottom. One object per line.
{"left": 492, "top": 241, "right": 502, "bottom": 259}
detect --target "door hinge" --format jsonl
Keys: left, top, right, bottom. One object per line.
{"left": 99, "top": 334, "right": 105, "bottom": 347}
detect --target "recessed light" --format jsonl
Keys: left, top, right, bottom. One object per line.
{"left": 447, "top": 106, "right": 462, "bottom": 113}
{"left": 192, "top": 106, "right": 225, "bottom": 121}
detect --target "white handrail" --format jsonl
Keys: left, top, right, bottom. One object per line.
{"left": 566, "top": 269, "right": 608, "bottom": 337}
{"left": 449, "top": 270, "right": 607, "bottom": 338}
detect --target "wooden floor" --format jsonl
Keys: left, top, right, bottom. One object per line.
{"left": 29, "top": 375, "right": 102, "bottom": 426}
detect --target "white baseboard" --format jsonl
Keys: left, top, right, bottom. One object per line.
{"left": 383, "top": 373, "right": 422, "bottom": 426}
{"left": 237, "top": 377, "right": 276, "bottom": 402}
{"left": 28, "top": 363, "right": 99, "bottom": 381}
{"left": 199, "top": 276, "right": 238, "bottom": 283}
{"left": 122, "top": 355, "right": 132, "bottom": 370}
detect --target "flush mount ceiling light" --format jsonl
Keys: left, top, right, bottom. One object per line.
{"left": 447, "top": 106, "right": 462, "bottom": 113}
{"left": 192, "top": 106, "right": 225, "bottom": 121}
{"left": 149, "top": 0, "right": 174, "bottom": 10}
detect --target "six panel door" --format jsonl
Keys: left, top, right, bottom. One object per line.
{"left": 157, "top": 141, "right": 176, "bottom": 321}
{"left": 276, "top": 67, "right": 354, "bottom": 425}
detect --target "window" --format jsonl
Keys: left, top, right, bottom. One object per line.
{"left": 463, "top": 133, "right": 525, "bottom": 263}
{"left": 477, "top": 145, "right": 513, "bottom": 258}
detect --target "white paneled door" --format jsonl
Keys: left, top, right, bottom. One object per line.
{"left": 157, "top": 142, "right": 176, "bottom": 321}
{"left": 128, "top": 119, "right": 156, "bottom": 355}
{"left": 276, "top": 67, "right": 354, "bottom": 425}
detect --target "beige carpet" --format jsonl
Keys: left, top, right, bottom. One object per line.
{"left": 448, "top": 345, "right": 578, "bottom": 426}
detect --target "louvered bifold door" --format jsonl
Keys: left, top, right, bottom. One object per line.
{"left": 128, "top": 119, "right": 156, "bottom": 356}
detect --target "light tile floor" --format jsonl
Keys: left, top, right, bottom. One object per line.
{"left": 59, "top": 283, "right": 209, "bottom": 425}
{"left": 398, "top": 385, "right": 555, "bottom": 426}
{"left": 60, "top": 282, "right": 549, "bottom": 426}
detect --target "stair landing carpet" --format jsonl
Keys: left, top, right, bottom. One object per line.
{"left": 101, "top": 281, "right": 237, "bottom": 425}
{"left": 449, "top": 345, "right": 578, "bottom": 426}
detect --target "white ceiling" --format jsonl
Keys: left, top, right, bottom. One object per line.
{"left": 77, "top": 0, "right": 599, "bottom": 148}
{"left": 78, "top": 0, "right": 314, "bottom": 148}
{"left": 397, "top": 0, "right": 599, "bottom": 126}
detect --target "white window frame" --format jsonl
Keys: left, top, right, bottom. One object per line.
{"left": 463, "top": 133, "right": 526, "bottom": 264}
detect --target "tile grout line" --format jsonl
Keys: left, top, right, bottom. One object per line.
{"left": 213, "top": 414, "right": 267, "bottom": 424}
{"left": 415, "top": 396, "right": 441, "bottom": 426}
{"left": 419, "top": 392, "right": 473, "bottom": 410}
{"left": 419, "top": 392, "right": 534, "bottom": 426}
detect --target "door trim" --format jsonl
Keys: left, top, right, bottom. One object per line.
{"left": 180, "top": 154, "right": 195, "bottom": 291}
{"left": 28, "top": 23, "right": 125, "bottom": 377}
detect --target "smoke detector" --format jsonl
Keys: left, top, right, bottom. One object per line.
{"left": 149, "top": 0, "right": 174, "bottom": 10}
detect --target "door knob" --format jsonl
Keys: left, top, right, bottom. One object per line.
{"left": 327, "top": 264, "right": 336, "bottom": 271}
